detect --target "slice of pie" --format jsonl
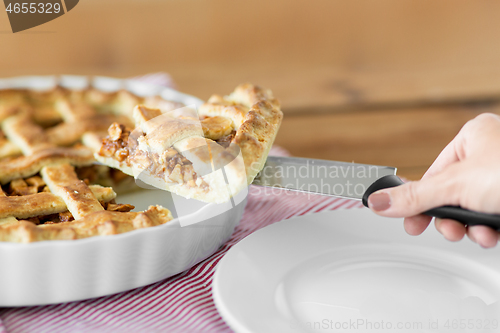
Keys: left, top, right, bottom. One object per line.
{"left": 94, "top": 84, "right": 283, "bottom": 203}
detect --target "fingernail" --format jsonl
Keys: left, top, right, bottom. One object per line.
{"left": 368, "top": 192, "right": 391, "bottom": 211}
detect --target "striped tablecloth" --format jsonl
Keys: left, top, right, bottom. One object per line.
{"left": 0, "top": 74, "right": 363, "bottom": 333}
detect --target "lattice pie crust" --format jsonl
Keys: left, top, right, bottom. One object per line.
{"left": 0, "top": 87, "right": 177, "bottom": 242}
{"left": 0, "top": 83, "right": 282, "bottom": 242}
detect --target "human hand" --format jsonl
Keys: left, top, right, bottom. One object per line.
{"left": 367, "top": 113, "right": 500, "bottom": 248}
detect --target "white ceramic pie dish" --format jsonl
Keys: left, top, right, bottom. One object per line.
{"left": 0, "top": 75, "right": 247, "bottom": 306}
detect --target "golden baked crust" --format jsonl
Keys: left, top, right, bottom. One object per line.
{"left": 95, "top": 84, "right": 283, "bottom": 203}
{"left": 0, "top": 83, "right": 180, "bottom": 243}
{"left": 206, "top": 84, "right": 282, "bottom": 184}
{"left": 0, "top": 205, "right": 171, "bottom": 243}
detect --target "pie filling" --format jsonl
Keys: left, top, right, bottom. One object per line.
{"left": 76, "top": 165, "right": 131, "bottom": 187}
{"left": 216, "top": 131, "right": 236, "bottom": 149}
{"left": 98, "top": 125, "right": 205, "bottom": 188}
{"left": 98, "top": 117, "right": 236, "bottom": 190}
{"left": 99, "top": 123, "right": 131, "bottom": 163}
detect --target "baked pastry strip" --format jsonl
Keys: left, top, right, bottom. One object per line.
{"left": 0, "top": 184, "right": 115, "bottom": 219}
{"left": 41, "top": 164, "right": 106, "bottom": 219}
{"left": 0, "top": 147, "right": 95, "bottom": 184}
{"left": 2, "top": 113, "right": 52, "bottom": 155}
{"left": 0, "top": 111, "right": 96, "bottom": 180}
{"left": 0, "top": 204, "right": 172, "bottom": 243}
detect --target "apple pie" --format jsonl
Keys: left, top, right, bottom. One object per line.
{"left": 0, "top": 82, "right": 282, "bottom": 242}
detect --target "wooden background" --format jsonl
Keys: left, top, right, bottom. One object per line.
{"left": 2, "top": 0, "right": 500, "bottom": 179}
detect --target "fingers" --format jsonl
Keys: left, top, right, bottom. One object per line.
{"left": 405, "top": 216, "right": 500, "bottom": 247}
{"left": 405, "top": 216, "right": 499, "bottom": 247}
{"left": 368, "top": 113, "right": 500, "bottom": 247}
{"left": 433, "top": 219, "right": 499, "bottom": 247}
{"left": 367, "top": 165, "right": 462, "bottom": 218}
{"left": 467, "top": 225, "right": 500, "bottom": 248}
{"left": 403, "top": 215, "right": 432, "bottom": 235}
{"left": 434, "top": 218, "right": 466, "bottom": 242}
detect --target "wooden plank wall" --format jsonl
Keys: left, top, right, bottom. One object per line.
{"left": 1, "top": 0, "right": 500, "bottom": 179}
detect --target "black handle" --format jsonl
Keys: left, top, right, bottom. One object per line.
{"left": 362, "top": 175, "right": 500, "bottom": 231}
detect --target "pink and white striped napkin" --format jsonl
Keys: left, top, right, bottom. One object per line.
{"left": 0, "top": 74, "right": 363, "bottom": 333}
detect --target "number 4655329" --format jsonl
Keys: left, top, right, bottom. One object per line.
{"left": 5, "top": 2, "right": 61, "bottom": 14}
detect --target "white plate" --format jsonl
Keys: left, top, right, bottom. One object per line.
{"left": 0, "top": 75, "right": 247, "bottom": 306}
{"left": 213, "top": 208, "right": 500, "bottom": 333}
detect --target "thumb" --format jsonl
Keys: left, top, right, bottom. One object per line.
{"left": 367, "top": 166, "right": 463, "bottom": 218}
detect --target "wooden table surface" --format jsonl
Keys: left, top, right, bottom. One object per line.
{"left": 275, "top": 104, "right": 500, "bottom": 180}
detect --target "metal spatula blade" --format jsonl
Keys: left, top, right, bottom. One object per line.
{"left": 252, "top": 156, "right": 396, "bottom": 200}
{"left": 252, "top": 156, "right": 500, "bottom": 230}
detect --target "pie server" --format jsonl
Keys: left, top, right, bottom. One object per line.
{"left": 252, "top": 156, "right": 500, "bottom": 230}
